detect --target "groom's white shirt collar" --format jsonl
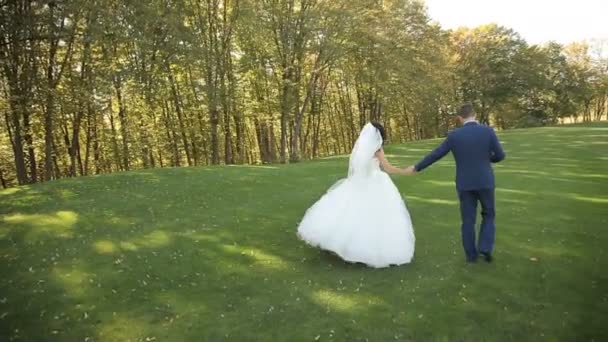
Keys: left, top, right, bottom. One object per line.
{"left": 463, "top": 117, "right": 478, "bottom": 124}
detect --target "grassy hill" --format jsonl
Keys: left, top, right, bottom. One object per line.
{"left": 1, "top": 124, "right": 607, "bottom": 341}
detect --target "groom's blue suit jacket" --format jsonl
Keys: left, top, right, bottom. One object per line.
{"left": 415, "top": 122, "right": 505, "bottom": 191}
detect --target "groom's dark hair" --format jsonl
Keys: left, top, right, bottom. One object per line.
{"left": 458, "top": 103, "right": 475, "bottom": 118}
{"left": 371, "top": 122, "right": 387, "bottom": 142}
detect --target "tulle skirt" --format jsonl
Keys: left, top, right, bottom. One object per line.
{"left": 297, "top": 171, "right": 415, "bottom": 268}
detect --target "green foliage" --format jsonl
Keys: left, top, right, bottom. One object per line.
{"left": 0, "top": 1, "right": 607, "bottom": 186}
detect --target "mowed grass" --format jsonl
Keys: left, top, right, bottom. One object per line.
{"left": 1, "top": 123, "right": 607, "bottom": 341}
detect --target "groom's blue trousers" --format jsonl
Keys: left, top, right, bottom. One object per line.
{"left": 457, "top": 189, "right": 495, "bottom": 260}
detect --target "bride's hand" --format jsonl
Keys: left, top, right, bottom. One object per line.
{"left": 403, "top": 166, "right": 416, "bottom": 175}
{"left": 377, "top": 149, "right": 405, "bottom": 175}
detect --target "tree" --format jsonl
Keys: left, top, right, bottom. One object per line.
{"left": 0, "top": 0, "right": 604, "bottom": 187}
{"left": 451, "top": 24, "right": 529, "bottom": 125}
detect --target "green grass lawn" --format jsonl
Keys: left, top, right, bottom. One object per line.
{"left": 1, "top": 124, "right": 607, "bottom": 341}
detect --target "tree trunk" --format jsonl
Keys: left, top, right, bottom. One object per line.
{"left": 209, "top": 107, "right": 220, "bottom": 165}
{"left": 92, "top": 104, "right": 101, "bottom": 174}
{"left": 279, "top": 67, "right": 292, "bottom": 163}
{"left": 5, "top": 107, "right": 27, "bottom": 185}
{"left": 187, "top": 65, "right": 207, "bottom": 165}
{"left": 234, "top": 112, "right": 245, "bottom": 164}
{"left": 113, "top": 75, "right": 130, "bottom": 171}
{"left": 255, "top": 118, "right": 276, "bottom": 164}
{"left": 43, "top": 5, "right": 58, "bottom": 181}
{"left": 221, "top": 63, "right": 234, "bottom": 164}
{"left": 43, "top": 88, "right": 55, "bottom": 181}
{"left": 9, "top": 100, "right": 29, "bottom": 184}
{"left": 199, "top": 0, "right": 221, "bottom": 165}
{"left": 84, "top": 103, "right": 94, "bottom": 176}
{"left": 223, "top": 109, "right": 234, "bottom": 164}
{"left": 162, "top": 101, "right": 181, "bottom": 167}
{"left": 108, "top": 97, "right": 123, "bottom": 171}
{"left": 0, "top": 167, "right": 6, "bottom": 188}
{"left": 43, "top": 5, "right": 74, "bottom": 181}
{"left": 290, "top": 65, "right": 319, "bottom": 162}
{"left": 167, "top": 64, "right": 192, "bottom": 166}
{"left": 69, "top": 110, "right": 83, "bottom": 177}
{"left": 312, "top": 103, "right": 322, "bottom": 158}
{"left": 594, "top": 94, "right": 606, "bottom": 121}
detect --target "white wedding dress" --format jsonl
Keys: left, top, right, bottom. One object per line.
{"left": 297, "top": 123, "right": 415, "bottom": 268}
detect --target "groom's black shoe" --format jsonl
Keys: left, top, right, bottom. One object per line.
{"left": 480, "top": 252, "right": 493, "bottom": 263}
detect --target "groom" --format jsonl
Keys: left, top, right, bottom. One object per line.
{"left": 406, "top": 103, "right": 505, "bottom": 263}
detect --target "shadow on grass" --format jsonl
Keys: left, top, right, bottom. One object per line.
{"left": 1, "top": 206, "right": 429, "bottom": 340}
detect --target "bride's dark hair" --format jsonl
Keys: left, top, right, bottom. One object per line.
{"left": 371, "top": 122, "right": 386, "bottom": 143}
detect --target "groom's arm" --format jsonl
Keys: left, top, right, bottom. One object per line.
{"left": 414, "top": 137, "right": 451, "bottom": 172}
{"left": 490, "top": 129, "right": 505, "bottom": 163}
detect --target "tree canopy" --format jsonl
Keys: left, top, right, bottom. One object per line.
{"left": 1, "top": 0, "right": 607, "bottom": 187}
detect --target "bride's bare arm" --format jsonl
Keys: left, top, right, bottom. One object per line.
{"left": 375, "top": 149, "right": 410, "bottom": 175}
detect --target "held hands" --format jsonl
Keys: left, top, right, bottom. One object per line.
{"left": 403, "top": 165, "right": 417, "bottom": 175}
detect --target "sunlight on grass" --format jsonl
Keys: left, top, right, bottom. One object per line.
{"left": 2, "top": 211, "right": 78, "bottom": 241}
{"left": 223, "top": 244, "right": 288, "bottom": 270}
{"left": 500, "top": 198, "right": 527, "bottom": 205}
{"left": 572, "top": 140, "right": 608, "bottom": 145}
{"left": 177, "top": 230, "right": 221, "bottom": 243}
{"left": 0, "top": 187, "right": 22, "bottom": 196}
{"left": 119, "top": 241, "right": 138, "bottom": 251}
{"left": 561, "top": 172, "right": 608, "bottom": 179}
{"left": 320, "top": 155, "right": 348, "bottom": 160}
{"left": 107, "top": 216, "right": 132, "bottom": 227}
{"left": 407, "top": 195, "right": 458, "bottom": 206}
{"left": 156, "top": 290, "right": 206, "bottom": 314}
{"left": 403, "top": 147, "right": 439, "bottom": 152}
{"left": 497, "top": 188, "right": 534, "bottom": 195}
{"left": 135, "top": 230, "right": 172, "bottom": 248}
{"left": 424, "top": 180, "right": 453, "bottom": 187}
{"left": 311, "top": 289, "right": 383, "bottom": 313}
{"left": 131, "top": 171, "right": 163, "bottom": 183}
{"left": 94, "top": 240, "right": 118, "bottom": 254}
{"left": 312, "top": 290, "right": 357, "bottom": 312}
{"left": 226, "top": 164, "right": 279, "bottom": 169}
{"left": 92, "top": 230, "right": 173, "bottom": 254}
{"left": 57, "top": 189, "right": 76, "bottom": 199}
{"left": 498, "top": 169, "right": 551, "bottom": 176}
{"left": 572, "top": 195, "right": 608, "bottom": 204}
{"left": 96, "top": 314, "right": 148, "bottom": 342}
{"left": 94, "top": 234, "right": 171, "bottom": 254}
{"left": 52, "top": 264, "right": 92, "bottom": 298}
{"left": 249, "top": 248, "right": 288, "bottom": 270}
{"left": 222, "top": 244, "right": 243, "bottom": 255}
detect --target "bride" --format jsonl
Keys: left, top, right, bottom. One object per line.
{"left": 297, "top": 122, "right": 415, "bottom": 268}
